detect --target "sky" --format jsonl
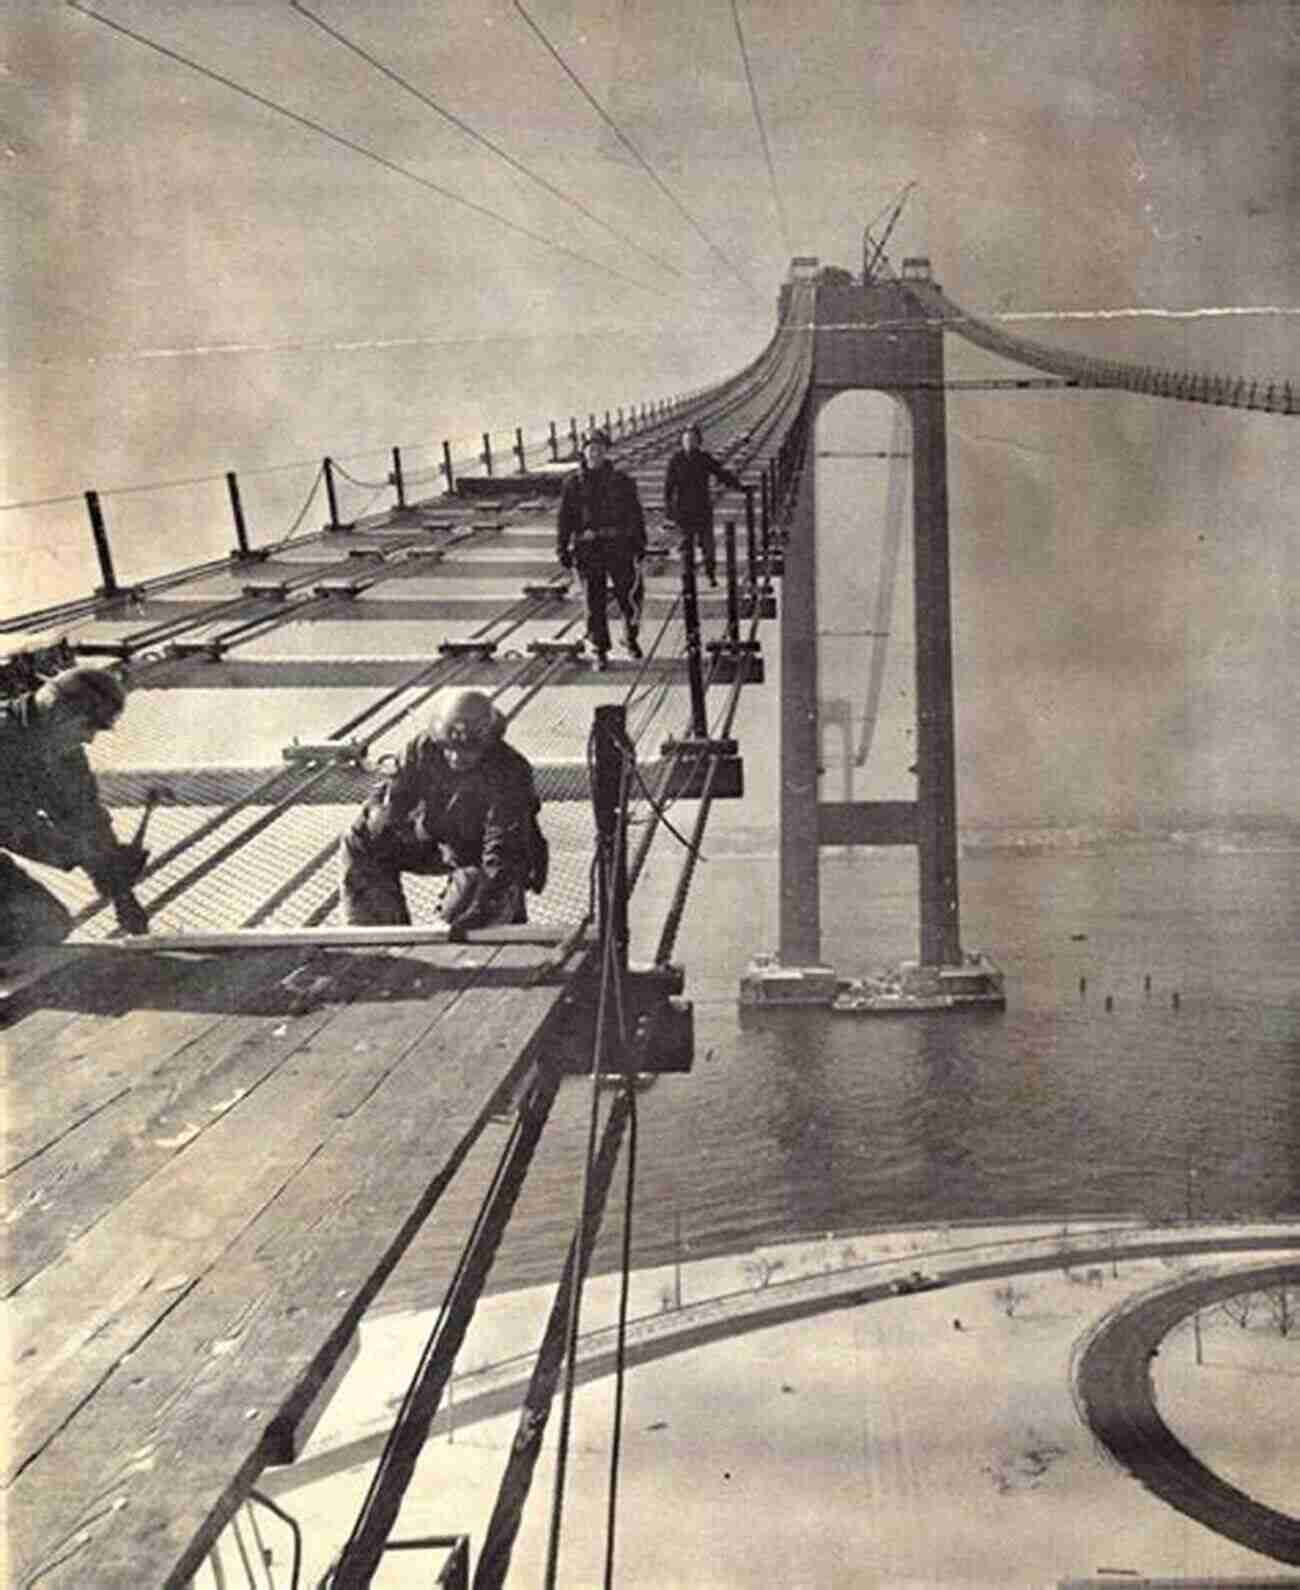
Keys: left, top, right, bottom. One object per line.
{"left": 2, "top": 0, "right": 1297, "bottom": 826}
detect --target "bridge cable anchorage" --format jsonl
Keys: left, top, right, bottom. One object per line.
{"left": 64, "top": 2, "right": 671, "bottom": 301}
{"left": 511, "top": 0, "right": 762, "bottom": 306}
{"left": 288, "top": 0, "right": 686, "bottom": 285}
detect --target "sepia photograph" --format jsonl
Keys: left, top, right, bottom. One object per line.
{"left": 2, "top": 2, "right": 1298, "bottom": 1585}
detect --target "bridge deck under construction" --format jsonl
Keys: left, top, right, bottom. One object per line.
{"left": 1, "top": 303, "right": 803, "bottom": 1586}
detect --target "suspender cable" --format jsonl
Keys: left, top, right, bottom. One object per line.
{"left": 602, "top": 1082, "right": 638, "bottom": 1590}
{"left": 472, "top": 1091, "right": 633, "bottom": 1590}
{"left": 328, "top": 1064, "right": 563, "bottom": 1588}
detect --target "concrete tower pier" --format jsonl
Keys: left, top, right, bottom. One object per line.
{"left": 741, "top": 262, "right": 1003, "bottom": 1012}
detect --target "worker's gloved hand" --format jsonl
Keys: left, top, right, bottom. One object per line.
{"left": 113, "top": 891, "right": 150, "bottom": 937}
{"left": 89, "top": 840, "right": 149, "bottom": 897}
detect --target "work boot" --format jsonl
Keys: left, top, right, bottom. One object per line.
{"left": 594, "top": 651, "right": 610, "bottom": 672}
{"left": 624, "top": 629, "right": 642, "bottom": 660}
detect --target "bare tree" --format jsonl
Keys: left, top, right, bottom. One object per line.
{"left": 1265, "top": 1283, "right": 1292, "bottom": 1338}
{"left": 742, "top": 1255, "right": 785, "bottom": 1290}
{"left": 995, "top": 1281, "right": 1027, "bottom": 1317}
{"left": 1217, "top": 1290, "right": 1258, "bottom": 1330}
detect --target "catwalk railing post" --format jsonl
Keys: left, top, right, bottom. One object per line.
{"left": 723, "top": 522, "right": 740, "bottom": 646}
{"left": 323, "top": 458, "right": 342, "bottom": 531}
{"left": 591, "top": 703, "right": 630, "bottom": 969}
{"left": 548, "top": 421, "right": 559, "bottom": 463}
{"left": 225, "top": 472, "right": 251, "bottom": 558}
{"left": 744, "top": 488, "right": 757, "bottom": 597}
{"left": 569, "top": 417, "right": 579, "bottom": 456}
{"left": 442, "top": 440, "right": 455, "bottom": 493}
{"left": 391, "top": 447, "right": 406, "bottom": 510}
{"left": 481, "top": 432, "right": 494, "bottom": 478}
{"left": 513, "top": 427, "right": 526, "bottom": 475}
{"left": 84, "top": 490, "right": 118, "bottom": 595}
{"left": 680, "top": 544, "right": 709, "bottom": 739}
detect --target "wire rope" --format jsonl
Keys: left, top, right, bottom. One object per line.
{"left": 511, "top": 0, "right": 762, "bottom": 305}
{"left": 728, "top": 0, "right": 790, "bottom": 257}
{"left": 64, "top": 2, "right": 670, "bottom": 300}
{"left": 289, "top": 0, "right": 686, "bottom": 284}
{"left": 602, "top": 1081, "right": 637, "bottom": 1590}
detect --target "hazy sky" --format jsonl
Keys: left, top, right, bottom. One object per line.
{"left": 2, "top": 0, "right": 1297, "bottom": 825}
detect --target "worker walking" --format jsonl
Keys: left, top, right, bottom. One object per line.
{"left": 339, "top": 688, "right": 546, "bottom": 936}
{"left": 663, "top": 423, "right": 743, "bottom": 588}
{"left": 556, "top": 427, "right": 646, "bottom": 670}
{"left": 0, "top": 666, "right": 149, "bottom": 946}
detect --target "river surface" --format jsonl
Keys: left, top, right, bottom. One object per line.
{"left": 404, "top": 840, "right": 1299, "bottom": 1302}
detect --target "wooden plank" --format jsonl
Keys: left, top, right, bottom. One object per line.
{"left": 3, "top": 947, "right": 394, "bottom": 1292}
{"left": 5, "top": 944, "right": 502, "bottom": 1484}
{"left": 1, "top": 950, "right": 312, "bottom": 1169}
{"left": 9, "top": 947, "right": 569, "bottom": 1589}
{"left": 100, "top": 923, "right": 580, "bottom": 953}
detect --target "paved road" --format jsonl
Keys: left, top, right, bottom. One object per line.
{"left": 1074, "top": 1262, "right": 1300, "bottom": 1566}
{"left": 271, "top": 1233, "right": 1299, "bottom": 1496}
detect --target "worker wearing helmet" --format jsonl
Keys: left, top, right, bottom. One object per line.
{"left": 0, "top": 666, "right": 149, "bottom": 946}
{"left": 339, "top": 688, "right": 546, "bottom": 936}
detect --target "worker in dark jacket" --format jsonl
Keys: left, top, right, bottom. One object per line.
{"left": 339, "top": 688, "right": 545, "bottom": 935}
{"left": 663, "top": 424, "right": 743, "bottom": 587}
{"left": 0, "top": 666, "right": 149, "bottom": 946}
{"left": 556, "top": 428, "right": 646, "bottom": 669}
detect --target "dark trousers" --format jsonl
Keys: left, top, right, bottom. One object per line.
{"left": 338, "top": 824, "right": 525, "bottom": 928}
{"left": 577, "top": 544, "right": 644, "bottom": 655}
{"left": 678, "top": 516, "right": 717, "bottom": 580}
{"left": 0, "top": 851, "right": 74, "bottom": 948}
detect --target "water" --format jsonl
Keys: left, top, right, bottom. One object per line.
{"left": 405, "top": 840, "right": 1299, "bottom": 1302}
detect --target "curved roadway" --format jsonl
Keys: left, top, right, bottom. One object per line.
{"left": 1075, "top": 1262, "right": 1300, "bottom": 1566}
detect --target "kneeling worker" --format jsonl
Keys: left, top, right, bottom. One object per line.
{"left": 339, "top": 688, "right": 546, "bottom": 936}
{"left": 0, "top": 666, "right": 149, "bottom": 947}
{"left": 556, "top": 427, "right": 646, "bottom": 669}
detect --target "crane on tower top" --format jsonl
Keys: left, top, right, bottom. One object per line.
{"left": 862, "top": 181, "right": 916, "bottom": 283}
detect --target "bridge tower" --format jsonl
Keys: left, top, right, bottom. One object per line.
{"left": 742, "top": 262, "right": 1003, "bottom": 1010}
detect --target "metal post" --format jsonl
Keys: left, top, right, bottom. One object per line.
{"left": 548, "top": 421, "right": 559, "bottom": 463}
{"left": 391, "top": 447, "right": 406, "bottom": 509}
{"left": 226, "top": 471, "right": 251, "bottom": 557}
{"left": 514, "top": 427, "right": 526, "bottom": 475}
{"left": 323, "top": 458, "right": 342, "bottom": 531}
{"left": 591, "top": 703, "right": 630, "bottom": 970}
{"left": 442, "top": 440, "right": 455, "bottom": 492}
{"left": 84, "top": 490, "right": 118, "bottom": 594}
{"left": 680, "top": 544, "right": 709, "bottom": 739}
{"left": 569, "top": 417, "right": 580, "bottom": 456}
{"left": 723, "top": 522, "right": 740, "bottom": 646}
{"left": 604, "top": 409, "right": 611, "bottom": 434}
{"left": 481, "top": 432, "right": 494, "bottom": 478}
{"left": 760, "top": 470, "right": 771, "bottom": 564}
{"left": 617, "top": 406, "right": 624, "bottom": 435}
{"left": 588, "top": 412, "right": 596, "bottom": 438}
{"left": 744, "top": 488, "right": 757, "bottom": 595}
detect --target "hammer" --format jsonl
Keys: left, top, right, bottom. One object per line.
{"left": 130, "top": 782, "right": 174, "bottom": 852}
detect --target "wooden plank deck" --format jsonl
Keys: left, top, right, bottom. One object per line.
{"left": 2, "top": 938, "right": 580, "bottom": 1588}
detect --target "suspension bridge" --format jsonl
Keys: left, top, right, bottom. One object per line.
{"left": 2, "top": 256, "right": 1295, "bottom": 1588}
